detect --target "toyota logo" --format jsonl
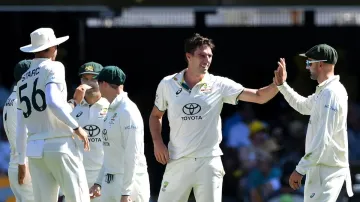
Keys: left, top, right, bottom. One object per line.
{"left": 182, "top": 103, "right": 201, "bottom": 115}
{"left": 83, "top": 125, "right": 100, "bottom": 137}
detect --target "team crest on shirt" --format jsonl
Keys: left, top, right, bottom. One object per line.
{"left": 200, "top": 83, "right": 212, "bottom": 93}
{"left": 98, "top": 108, "right": 108, "bottom": 118}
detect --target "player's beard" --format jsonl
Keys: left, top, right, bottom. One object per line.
{"left": 309, "top": 69, "right": 318, "bottom": 80}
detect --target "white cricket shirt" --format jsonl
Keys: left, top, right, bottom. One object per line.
{"left": 155, "top": 69, "right": 244, "bottom": 159}
{"left": 71, "top": 98, "right": 109, "bottom": 171}
{"left": 16, "top": 58, "right": 73, "bottom": 140}
{"left": 2, "top": 87, "right": 22, "bottom": 169}
{"left": 102, "top": 92, "right": 147, "bottom": 195}
{"left": 278, "top": 75, "right": 353, "bottom": 196}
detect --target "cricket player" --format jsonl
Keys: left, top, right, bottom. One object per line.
{"left": 69, "top": 62, "right": 109, "bottom": 202}
{"left": 3, "top": 60, "right": 34, "bottom": 202}
{"left": 149, "top": 33, "right": 279, "bottom": 202}
{"left": 16, "top": 27, "right": 90, "bottom": 202}
{"left": 89, "top": 66, "right": 150, "bottom": 202}
{"left": 274, "top": 44, "right": 353, "bottom": 201}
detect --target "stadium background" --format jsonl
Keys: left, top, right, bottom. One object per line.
{"left": 1, "top": 1, "right": 360, "bottom": 202}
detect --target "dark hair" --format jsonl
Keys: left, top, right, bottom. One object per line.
{"left": 184, "top": 33, "right": 215, "bottom": 54}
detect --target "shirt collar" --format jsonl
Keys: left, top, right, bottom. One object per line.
{"left": 173, "top": 69, "right": 210, "bottom": 89}
{"left": 32, "top": 58, "right": 50, "bottom": 62}
{"left": 109, "top": 92, "right": 128, "bottom": 109}
{"left": 317, "top": 75, "right": 339, "bottom": 90}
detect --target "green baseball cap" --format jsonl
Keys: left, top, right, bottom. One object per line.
{"left": 78, "top": 62, "right": 103, "bottom": 76}
{"left": 14, "top": 60, "right": 32, "bottom": 82}
{"left": 96, "top": 66, "right": 126, "bottom": 86}
{"left": 299, "top": 44, "right": 338, "bottom": 65}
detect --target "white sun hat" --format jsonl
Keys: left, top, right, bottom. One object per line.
{"left": 20, "top": 28, "right": 69, "bottom": 53}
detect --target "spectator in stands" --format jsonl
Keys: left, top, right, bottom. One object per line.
{"left": 239, "top": 120, "right": 270, "bottom": 171}
{"left": 248, "top": 150, "right": 282, "bottom": 202}
{"left": 0, "top": 133, "right": 10, "bottom": 176}
{"left": 224, "top": 103, "right": 254, "bottom": 147}
{"left": 267, "top": 161, "right": 304, "bottom": 202}
{"left": 347, "top": 102, "right": 360, "bottom": 162}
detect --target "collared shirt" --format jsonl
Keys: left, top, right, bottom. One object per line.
{"left": 71, "top": 97, "right": 109, "bottom": 171}
{"left": 102, "top": 92, "right": 147, "bottom": 195}
{"left": 278, "top": 76, "right": 353, "bottom": 197}
{"left": 16, "top": 58, "right": 73, "bottom": 140}
{"left": 278, "top": 76, "right": 349, "bottom": 172}
{"left": 3, "top": 86, "right": 22, "bottom": 169}
{"left": 154, "top": 69, "right": 244, "bottom": 159}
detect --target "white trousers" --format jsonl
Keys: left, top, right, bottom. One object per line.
{"left": 304, "top": 165, "right": 350, "bottom": 202}
{"left": 101, "top": 172, "right": 150, "bottom": 202}
{"left": 8, "top": 168, "right": 35, "bottom": 202}
{"left": 28, "top": 137, "right": 90, "bottom": 202}
{"left": 59, "top": 169, "right": 102, "bottom": 202}
{"left": 157, "top": 156, "right": 225, "bottom": 202}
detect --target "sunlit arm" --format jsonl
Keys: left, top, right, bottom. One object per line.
{"left": 237, "top": 83, "right": 279, "bottom": 104}
{"left": 149, "top": 106, "right": 165, "bottom": 144}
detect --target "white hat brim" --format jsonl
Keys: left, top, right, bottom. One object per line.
{"left": 299, "top": 53, "right": 307, "bottom": 57}
{"left": 20, "top": 36, "right": 69, "bottom": 53}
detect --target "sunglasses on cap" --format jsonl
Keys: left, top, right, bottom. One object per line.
{"left": 306, "top": 60, "right": 327, "bottom": 69}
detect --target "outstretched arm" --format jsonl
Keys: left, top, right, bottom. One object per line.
{"left": 274, "top": 58, "right": 315, "bottom": 115}
{"left": 237, "top": 83, "right": 279, "bottom": 104}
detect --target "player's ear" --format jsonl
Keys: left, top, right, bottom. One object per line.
{"left": 185, "top": 53, "right": 191, "bottom": 62}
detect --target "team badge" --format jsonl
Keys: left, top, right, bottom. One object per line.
{"left": 85, "top": 66, "right": 94, "bottom": 72}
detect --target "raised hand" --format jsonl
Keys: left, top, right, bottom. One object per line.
{"left": 273, "top": 58, "right": 287, "bottom": 86}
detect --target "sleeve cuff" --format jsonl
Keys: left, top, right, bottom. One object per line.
{"left": 154, "top": 104, "right": 166, "bottom": 112}
{"left": 121, "top": 189, "right": 132, "bottom": 196}
{"left": 95, "top": 178, "right": 103, "bottom": 186}
{"left": 18, "top": 154, "right": 26, "bottom": 165}
{"left": 295, "top": 166, "right": 306, "bottom": 176}
{"left": 276, "top": 81, "right": 288, "bottom": 89}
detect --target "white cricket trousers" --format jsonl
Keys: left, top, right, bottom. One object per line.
{"left": 157, "top": 156, "right": 225, "bottom": 202}
{"left": 101, "top": 172, "right": 150, "bottom": 202}
{"left": 8, "top": 168, "right": 35, "bottom": 202}
{"left": 59, "top": 170, "right": 101, "bottom": 202}
{"left": 304, "top": 165, "right": 351, "bottom": 202}
{"left": 28, "top": 137, "right": 90, "bottom": 202}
